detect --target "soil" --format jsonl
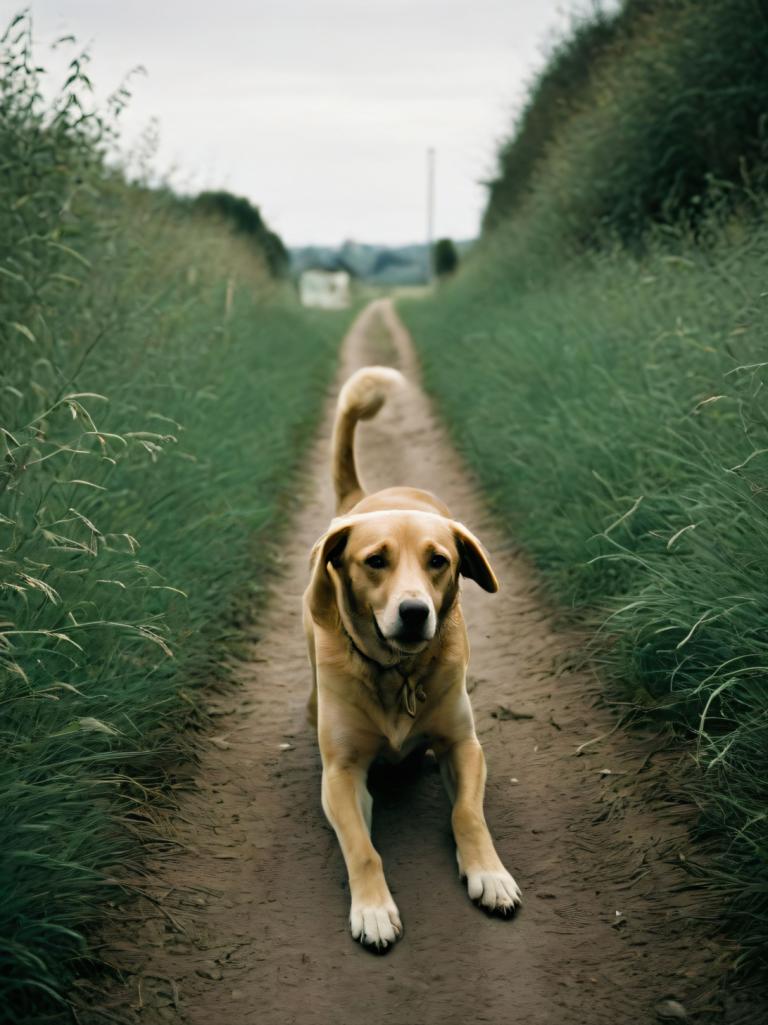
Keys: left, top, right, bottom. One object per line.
{"left": 84, "top": 299, "right": 751, "bottom": 1025}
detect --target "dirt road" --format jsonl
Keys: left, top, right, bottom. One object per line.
{"left": 94, "top": 299, "right": 732, "bottom": 1025}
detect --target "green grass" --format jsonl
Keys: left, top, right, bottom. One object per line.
{"left": 0, "top": 17, "right": 347, "bottom": 1018}
{"left": 484, "top": 0, "right": 768, "bottom": 244}
{"left": 401, "top": 215, "right": 768, "bottom": 972}
{"left": 401, "top": 0, "right": 768, "bottom": 977}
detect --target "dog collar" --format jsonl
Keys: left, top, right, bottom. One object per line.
{"left": 398, "top": 675, "right": 427, "bottom": 718}
{"left": 340, "top": 624, "right": 427, "bottom": 717}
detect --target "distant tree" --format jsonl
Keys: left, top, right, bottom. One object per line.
{"left": 193, "top": 190, "right": 289, "bottom": 278}
{"left": 260, "top": 229, "right": 290, "bottom": 279}
{"left": 433, "top": 237, "right": 459, "bottom": 278}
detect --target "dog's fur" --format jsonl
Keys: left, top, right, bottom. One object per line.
{"left": 303, "top": 366, "right": 521, "bottom": 951}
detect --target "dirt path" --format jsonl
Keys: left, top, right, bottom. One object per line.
{"left": 93, "top": 299, "right": 735, "bottom": 1025}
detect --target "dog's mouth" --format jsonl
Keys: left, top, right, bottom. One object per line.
{"left": 372, "top": 613, "right": 429, "bottom": 655}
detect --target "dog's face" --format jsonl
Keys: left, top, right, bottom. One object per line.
{"left": 308, "top": 511, "right": 498, "bottom": 663}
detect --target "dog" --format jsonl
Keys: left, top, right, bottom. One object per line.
{"left": 303, "top": 365, "right": 521, "bottom": 951}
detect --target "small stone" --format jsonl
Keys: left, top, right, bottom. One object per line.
{"left": 279, "top": 742, "right": 293, "bottom": 751}
{"left": 655, "top": 998, "right": 688, "bottom": 1020}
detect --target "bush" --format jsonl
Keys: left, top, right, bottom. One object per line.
{"left": 433, "top": 237, "right": 459, "bottom": 278}
{"left": 192, "top": 190, "right": 290, "bottom": 278}
{"left": 484, "top": 0, "right": 768, "bottom": 245}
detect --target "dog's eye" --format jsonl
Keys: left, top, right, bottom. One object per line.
{"left": 365, "top": 553, "right": 387, "bottom": 569}
{"left": 429, "top": 554, "right": 448, "bottom": 570}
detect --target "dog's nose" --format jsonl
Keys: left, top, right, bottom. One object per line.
{"left": 398, "top": 600, "right": 430, "bottom": 630}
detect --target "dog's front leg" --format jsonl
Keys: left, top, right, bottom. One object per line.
{"left": 321, "top": 756, "right": 402, "bottom": 951}
{"left": 442, "top": 736, "right": 522, "bottom": 917}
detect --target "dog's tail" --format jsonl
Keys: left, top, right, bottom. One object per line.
{"left": 332, "top": 365, "right": 405, "bottom": 513}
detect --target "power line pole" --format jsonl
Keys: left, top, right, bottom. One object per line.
{"left": 426, "top": 146, "right": 435, "bottom": 284}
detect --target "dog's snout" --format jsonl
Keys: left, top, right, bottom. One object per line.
{"left": 384, "top": 597, "right": 435, "bottom": 647}
{"left": 398, "top": 599, "right": 430, "bottom": 628}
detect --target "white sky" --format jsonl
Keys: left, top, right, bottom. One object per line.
{"left": 26, "top": 1, "right": 578, "bottom": 246}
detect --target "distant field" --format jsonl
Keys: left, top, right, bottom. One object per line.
{"left": 290, "top": 239, "right": 474, "bottom": 287}
{"left": 401, "top": 0, "right": 768, "bottom": 977}
{"left": 0, "top": 19, "right": 347, "bottom": 1019}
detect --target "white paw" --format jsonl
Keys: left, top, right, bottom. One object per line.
{"left": 463, "top": 867, "right": 522, "bottom": 918}
{"left": 350, "top": 901, "right": 403, "bottom": 952}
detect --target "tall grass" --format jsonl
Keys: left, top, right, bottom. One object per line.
{"left": 402, "top": 0, "right": 768, "bottom": 976}
{"left": 484, "top": 0, "right": 768, "bottom": 244}
{"left": 0, "top": 16, "right": 346, "bottom": 1018}
{"left": 402, "top": 214, "right": 768, "bottom": 971}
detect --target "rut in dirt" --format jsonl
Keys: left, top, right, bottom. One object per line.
{"left": 92, "top": 299, "right": 735, "bottom": 1025}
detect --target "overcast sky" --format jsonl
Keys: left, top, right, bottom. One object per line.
{"left": 28, "top": 1, "right": 580, "bottom": 246}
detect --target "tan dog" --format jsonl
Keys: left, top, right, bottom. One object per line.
{"left": 303, "top": 366, "right": 521, "bottom": 951}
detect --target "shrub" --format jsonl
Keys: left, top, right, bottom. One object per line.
{"left": 433, "top": 237, "right": 459, "bottom": 278}
{"left": 193, "top": 190, "right": 290, "bottom": 277}
{"left": 484, "top": 0, "right": 768, "bottom": 246}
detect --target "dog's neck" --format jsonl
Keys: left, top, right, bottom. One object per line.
{"left": 339, "top": 621, "right": 435, "bottom": 718}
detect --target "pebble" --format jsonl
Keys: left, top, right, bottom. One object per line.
{"left": 655, "top": 998, "right": 688, "bottom": 1020}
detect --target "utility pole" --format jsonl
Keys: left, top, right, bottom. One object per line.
{"left": 426, "top": 146, "right": 435, "bottom": 284}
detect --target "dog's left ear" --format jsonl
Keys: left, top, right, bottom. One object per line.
{"left": 307, "top": 520, "right": 353, "bottom": 626}
{"left": 453, "top": 522, "right": 499, "bottom": 593}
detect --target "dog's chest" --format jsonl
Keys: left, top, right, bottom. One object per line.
{"left": 379, "top": 712, "right": 422, "bottom": 755}
{"left": 358, "top": 662, "right": 434, "bottom": 758}
{"left": 373, "top": 693, "right": 429, "bottom": 757}
{"left": 379, "top": 717, "right": 428, "bottom": 762}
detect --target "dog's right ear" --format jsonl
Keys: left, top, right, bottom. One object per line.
{"left": 307, "top": 520, "right": 352, "bottom": 627}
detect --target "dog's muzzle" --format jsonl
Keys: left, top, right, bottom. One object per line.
{"left": 394, "top": 599, "right": 431, "bottom": 643}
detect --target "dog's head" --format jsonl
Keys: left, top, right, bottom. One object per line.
{"left": 307, "top": 510, "right": 497, "bottom": 663}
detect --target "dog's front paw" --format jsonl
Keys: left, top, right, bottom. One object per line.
{"left": 464, "top": 867, "right": 522, "bottom": 918}
{"left": 350, "top": 900, "right": 403, "bottom": 953}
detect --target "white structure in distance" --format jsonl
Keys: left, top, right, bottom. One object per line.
{"left": 299, "top": 269, "right": 351, "bottom": 309}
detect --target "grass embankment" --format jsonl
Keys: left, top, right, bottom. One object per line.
{"left": 402, "top": 0, "right": 768, "bottom": 975}
{"left": 1, "top": 19, "right": 347, "bottom": 1019}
